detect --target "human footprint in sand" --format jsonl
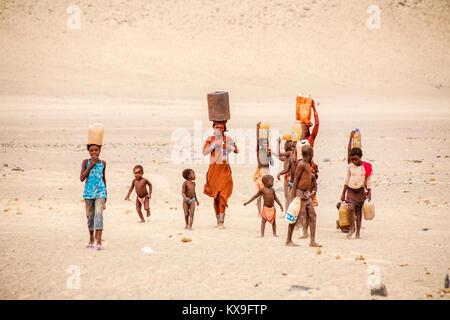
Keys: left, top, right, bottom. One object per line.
{"left": 244, "top": 175, "right": 283, "bottom": 237}
{"left": 181, "top": 168, "right": 199, "bottom": 230}
{"left": 125, "top": 165, "right": 152, "bottom": 223}
{"left": 286, "top": 145, "right": 321, "bottom": 247}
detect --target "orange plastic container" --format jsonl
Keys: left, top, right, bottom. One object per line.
{"left": 296, "top": 94, "right": 312, "bottom": 125}
{"left": 88, "top": 123, "right": 104, "bottom": 146}
{"left": 339, "top": 202, "right": 350, "bottom": 226}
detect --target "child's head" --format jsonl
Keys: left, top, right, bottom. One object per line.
{"left": 301, "top": 145, "right": 313, "bottom": 161}
{"left": 212, "top": 121, "right": 227, "bottom": 135}
{"left": 349, "top": 148, "right": 363, "bottom": 166}
{"left": 87, "top": 144, "right": 101, "bottom": 157}
{"left": 262, "top": 175, "right": 274, "bottom": 188}
{"left": 182, "top": 168, "right": 195, "bottom": 181}
{"left": 284, "top": 141, "right": 294, "bottom": 152}
{"left": 133, "top": 165, "right": 144, "bottom": 179}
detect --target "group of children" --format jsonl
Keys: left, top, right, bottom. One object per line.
{"left": 80, "top": 114, "right": 373, "bottom": 251}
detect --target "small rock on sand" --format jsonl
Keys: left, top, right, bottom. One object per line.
{"left": 181, "top": 237, "right": 192, "bottom": 243}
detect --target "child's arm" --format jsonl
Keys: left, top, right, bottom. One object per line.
{"left": 290, "top": 163, "right": 305, "bottom": 200}
{"left": 203, "top": 137, "right": 216, "bottom": 156}
{"left": 273, "top": 190, "right": 284, "bottom": 211}
{"left": 341, "top": 165, "right": 351, "bottom": 201}
{"left": 243, "top": 189, "right": 263, "bottom": 206}
{"left": 193, "top": 182, "right": 199, "bottom": 206}
{"left": 347, "top": 130, "right": 355, "bottom": 164}
{"left": 277, "top": 158, "right": 291, "bottom": 180}
{"left": 102, "top": 161, "right": 107, "bottom": 204}
{"left": 80, "top": 159, "right": 96, "bottom": 182}
{"left": 310, "top": 100, "right": 319, "bottom": 142}
{"left": 181, "top": 182, "right": 190, "bottom": 202}
{"left": 145, "top": 179, "right": 152, "bottom": 199}
{"left": 311, "top": 175, "right": 317, "bottom": 197}
{"left": 125, "top": 179, "right": 135, "bottom": 200}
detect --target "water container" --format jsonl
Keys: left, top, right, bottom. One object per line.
{"left": 285, "top": 197, "right": 301, "bottom": 224}
{"left": 363, "top": 201, "right": 375, "bottom": 220}
{"left": 282, "top": 132, "right": 292, "bottom": 141}
{"left": 87, "top": 123, "right": 104, "bottom": 146}
{"left": 258, "top": 122, "right": 270, "bottom": 139}
{"left": 338, "top": 201, "right": 350, "bottom": 226}
{"left": 296, "top": 94, "right": 312, "bottom": 125}
{"left": 207, "top": 91, "right": 230, "bottom": 121}
{"left": 291, "top": 121, "right": 303, "bottom": 141}
{"left": 352, "top": 128, "right": 362, "bottom": 149}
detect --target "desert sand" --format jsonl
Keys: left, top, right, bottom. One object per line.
{"left": 0, "top": 0, "right": 449, "bottom": 300}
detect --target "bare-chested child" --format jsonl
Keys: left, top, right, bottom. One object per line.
{"left": 244, "top": 175, "right": 283, "bottom": 237}
{"left": 181, "top": 168, "right": 199, "bottom": 230}
{"left": 276, "top": 137, "right": 295, "bottom": 214}
{"left": 124, "top": 165, "right": 152, "bottom": 223}
{"left": 286, "top": 145, "right": 321, "bottom": 247}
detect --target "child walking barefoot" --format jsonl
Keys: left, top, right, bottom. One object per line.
{"left": 182, "top": 169, "right": 199, "bottom": 230}
{"left": 340, "top": 147, "right": 373, "bottom": 239}
{"left": 286, "top": 145, "right": 321, "bottom": 247}
{"left": 244, "top": 175, "right": 283, "bottom": 237}
{"left": 125, "top": 165, "right": 153, "bottom": 223}
{"left": 80, "top": 144, "right": 107, "bottom": 251}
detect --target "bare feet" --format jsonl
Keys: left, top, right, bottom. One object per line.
{"left": 139, "top": 220, "right": 145, "bottom": 223}
{"left": 285, "top": 241, "right": 299, "bottom": 247}
{"left": 185, "top": 225, "right": 188, "bottom": 229}
{"left": 299, "top": 234, "right": 309, "bottom": 239}
{"left": 218, "top": 225, "right": 225, "bottom": 230}
{"left": 309, "top": 241, "right": 322, "bottom": 247}
{"left": 355, "top": 233, "right": 361, "bottom": 239}
{"left": 273, "top": 234, "right": 279, "bottom": 237}
{"left": 256, "top": 235, "right": 264, "bottom": 238}
{"left": 346, "top": 229, "right": 355, "bottom": 239}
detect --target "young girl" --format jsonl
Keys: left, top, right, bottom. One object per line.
{"left": 203, "top": 120, "right": 239, "bottom": 229}
{"left": 244, "top": 175, "right": 283, "bottom": 237}
{"left": 340, "top": 147, "right": 373, "bottom": 239}
{"left": 181, "top": 169, "right": 199, "bottom": 230}
{"left": 80, "top": 144, "right": 107, "bottom": 251}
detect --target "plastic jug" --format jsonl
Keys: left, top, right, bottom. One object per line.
{"left": 338, "top": 201, "right": 350, "bottom": 226}
{"left": 363, "top": 201, "right": 375, "bottom": 220}
{"left": 282, "top": 132, "right": 292, "bottom": 141}
{"left": 285, "top": 197, "right": 301, "bottom": 224}
{"left": 296, "top": 93, "right": 312, "bottom": 126}
{"left": 258, "top": 122, "right": 270, "bottom": 139}
{"left": 291, "top": 121, "right": 303, "bottom": 141}
{"left": 88, "top": 123, "right": 104, "bottom": 146}
{"left": 207, "top": 91, "right": 230, "bottom": 121}
{"left": 352, "top": 128, "right": 362, "bottom": 149}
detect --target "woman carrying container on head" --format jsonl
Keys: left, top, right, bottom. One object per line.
{"left": 203, "top": 120, "right": 239, "bottom": 229}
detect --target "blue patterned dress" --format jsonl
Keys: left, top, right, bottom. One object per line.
{"left": 83, "top": 161, "right": 107, "bottom": 199}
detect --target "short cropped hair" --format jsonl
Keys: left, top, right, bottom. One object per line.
{"left": 301, "top": 145, "right": 313, "bottom": 158}
{"left": 350, "top": 147, "right": 363, "bottom": 158}
{"left": 87, "top": 144, "right": 102, "bottom": 151}
{"left": 261, "top": 174, "right": 273, "bottom": 186}
{"left": 182, "top": 168, "right": 193, "bottom": 180}
{"left": 133, "top": 165, "right": 144, "bottom": 173}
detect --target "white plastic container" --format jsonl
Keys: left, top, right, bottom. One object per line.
{"left": 88, "top": 123, "right": 104, "bottom": 146}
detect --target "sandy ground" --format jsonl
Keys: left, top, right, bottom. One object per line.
{"left": 0, "top": 0, "right": 450, "bottom": 300}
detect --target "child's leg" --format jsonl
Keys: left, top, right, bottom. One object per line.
{"left": 85, "top": 200, "right": 95, "bottom": 245}
{"left": 94, "top": 198, "right": 105, "bottom": 247}
{"left": 298, "top": 212, "right": 309, "bottom": 239}
{"left": 213, "top": 197, "right": 220, "bottom": 226}
{"left": 347, "top": 203, "right": 356, "bottom": 238}
{"left": 285, "top": 222, "right": 298, "bottom": 246}
{"left": 188, "top": 202, "right": 195, "bottom": 229}
{"left": 307, "top": 205, "right": 320, "bottom": 247}
{"left": 260, "top": 217, "right": 266, "bottom": 237}
{"left": 355, "top": 205, "right": 362, "bottom": 239}
{"left": 272, "top": 219, "right": 277, "bottom": 236}
{"left": 144, "top": 197, "right": 151, "bottom": 217}
{"left": 135, "top": 197, "right": 145, "bottom": 223}
{"left": 183, "top": 201, "right": 189, "bottom": 228}
{"left": 218, "top": 198, "right": 226, "bottom": 228}
{"left": 283, "top": 181, "right": 290, "bottom": 216}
